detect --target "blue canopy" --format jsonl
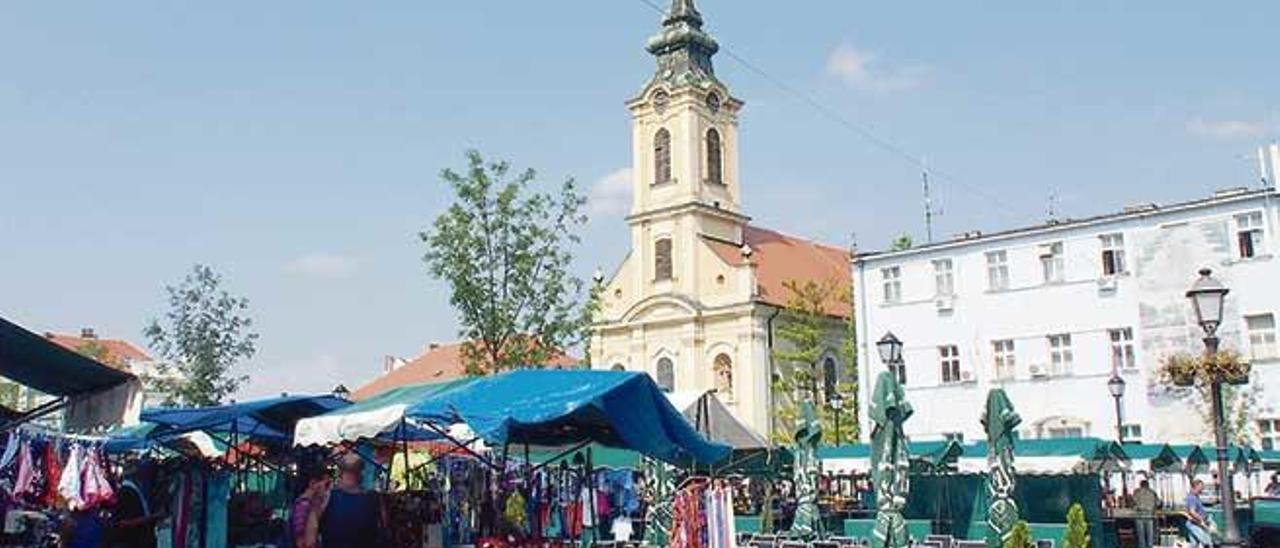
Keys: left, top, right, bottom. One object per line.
{"left": 0, "top": 316, "right": 135, "bottom": 397}
{"left": 142, "top": 395, "right": 349, "bottom": 442}
{"left": 405, "top": 369, "right": 731, "bottom": 467}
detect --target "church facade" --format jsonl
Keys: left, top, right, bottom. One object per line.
{"left": 589, "top": 0, "right": 852, "bottom": 438}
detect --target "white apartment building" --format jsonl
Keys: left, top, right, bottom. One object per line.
{"left": 853, "top": 187, "right": 1280, "bottom": 447}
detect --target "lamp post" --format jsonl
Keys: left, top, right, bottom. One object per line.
{"left": 877, "top": 332, "right": 904, "bottom": 378}
{"left": 831, "top": 394, "right": 845, "bottom": 445}
{"left": 1107, "top": 374, "right": 1126, "bottom": 443}
{"left": 1186, "top": 268, "right": 1242, "bottom": 547}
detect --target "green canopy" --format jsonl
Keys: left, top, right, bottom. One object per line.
{"left": 982, "top": 388, "right": 1021, "bottom": 547}
{"left": 789, "top": 402, "right": 823, "bottom": 538}
{"left": 820, "top": 441, "right": 963, "bottom": 474}
{"left": 968, "top": 437, "right": 1129, "bottom": 473}
{"left": 869, "top": 371, "right": 912, "bottom": 548}
{"left": 1122, "top": 443, "right": 1182, "bottom": 473}
{"left": 1171, "top": 445, "right": 1211, "bottom": 476}
{"left": 1199, "top": 444, "right": 1262, "bottom": 474}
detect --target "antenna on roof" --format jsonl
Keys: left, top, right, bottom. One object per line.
{"left": 1047, "top": 188, "right": 1060, "bottom": 223}
{"left": 921, "top": 157, "right": 942, "bottom": 244}
{"left": 1259, "top": 143, "right": 1279, "bottom": 189}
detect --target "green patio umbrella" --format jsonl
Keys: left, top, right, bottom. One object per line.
{"left": 641, "top": 456, "right": 676, "bottom": 546}
{"left": 869, "top": 370, "right": 912, "bottom": 548}
{"left": 789, "top": 401, "right": 824, "bottom": 538}
{"left": 982, "top": 388, "right": 1021, "bottom": 547}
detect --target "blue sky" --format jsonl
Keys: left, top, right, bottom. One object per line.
{"left": 2, "top": 1, "right": 1276, "bottom": 398}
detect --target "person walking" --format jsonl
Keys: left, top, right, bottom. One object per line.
{"left": 1132, "top": 479, "right": 1160, "bottom": 548}
{"left": 1266, "top": 473, "right": 1280, "bottom": 497}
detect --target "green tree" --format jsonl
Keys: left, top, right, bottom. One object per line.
{"left": 1063, "top": 503, "right": 1091, "bottom": 548}
{"left": 144, "top": 264, "right": 259, "bottom": 406}
{"left": 74, "top": 340, "right": 120, "bottom": 368}
{"left": 770, "top": 278, "right": 858, "bottom": 444}
{"left": 890, "top": 233, "right": 913, "bottom": 251}
{"left": 421, "top": 150, "right": 589, "bottom": 375}
{"left": 1003, "top": 520, "right": 1034, "bottom": 548}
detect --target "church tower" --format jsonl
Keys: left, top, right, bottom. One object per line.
{"left": 625, "top": 0, "right": 748, "bottom": 294}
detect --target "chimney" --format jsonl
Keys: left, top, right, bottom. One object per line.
{"left": 80, "top": 327, "right": 97, "bottom": 340}
{"left": 427, "top": 342, "right": 441, "bottom": 352}
{"left": 1260, "top": 143, "right": 1279, "bottom": 189}
{"left": 383, "top": 355, "right": 407, "bottom": 373}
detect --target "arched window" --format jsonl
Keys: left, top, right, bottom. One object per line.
{"left": 611, "top": 363, "right": 625, "bottom": 372}
{"left": 822, "top": 357, "right": 838, "bottom": 402}
{"left": 706, "top": 128, "right": 723, "bottom": 185}
{"left": 714, "top": 353, "right": 733, "bottom": 398}
{"left": 656, "top": 357, "right": 675, "bottom": 392}
{"left": 654, "top": 128, "right": 672, "bottom": 185}
{"left": 655, "top": 238, "right": 673, "bottom": 281}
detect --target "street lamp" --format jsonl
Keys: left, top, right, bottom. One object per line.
{"left": 332, "top": 384, "right": 351, "bottom": 401}
{"left": 1107, "top": 374, "right": 1126, "bottom": 442}
{"left": 830, "top": 394, "right": 845, "bottom": 446}
{"left": 1186, "top": 267, "right": 1242, "bottom": 546}
{"left": 877, "top": 332, "right": 903, "bottom": 366}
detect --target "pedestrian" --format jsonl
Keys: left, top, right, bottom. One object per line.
{"left": 1266, "top": 473, "right": 1280, "bottom": 497}
{"left": 1184, "top": 479, "right": 1214, "bottom": 547}
{"left": 1132, "top": 479, "right": 1160, "bottom": 548}
{"left": 315, "top": 452, "right": 386, "bottom": 548}
{"left": 106, "top": 461, "right": 164, "bottom": 548}
{"left": 286, "top": 464, "right": 330, "bottom": 548}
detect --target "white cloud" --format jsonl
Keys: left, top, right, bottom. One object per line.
{"left": 1186, "top": 118, "right": 1269, "bottom": 141}
{"left": 825, "top": 43, "right": 929, "bottom": 93}
{"left": 286, "top": 252, "right": 359, "bottom": 279}
{"left": 587, "top": 168, "right": 633, "bottom": 217}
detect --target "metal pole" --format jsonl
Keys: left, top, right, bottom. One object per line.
{"left": 834, "top": 406, "right": 842, "bottom": 446}
{"left": 1113, "top": 393, "right": 1129, "bottom": 497}
{"left": 1206, "top": 335, "right": 1242, "bottom": 546}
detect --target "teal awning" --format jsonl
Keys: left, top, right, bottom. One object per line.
{"left": 1123, "top": 443, "right": 1182, "bottom": 473}
{"left": 1170, "top": 445, "right": 1210, "bottom": 475}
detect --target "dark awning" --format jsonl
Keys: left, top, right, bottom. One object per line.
{"left": 0, "top": 316, "right": 135, "bottom": 397}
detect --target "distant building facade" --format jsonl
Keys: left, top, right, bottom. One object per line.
{"left": 589, "top": 0, "right": 852, "bottom": 438}
{"left": 43, "top": 327, "right": 180, "bottom": 408}
{"left": 854, "top": 188, "right": 1280, "bottom": 447}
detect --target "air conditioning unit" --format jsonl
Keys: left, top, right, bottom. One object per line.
{"left": 961, "top": 371, "right": 975, "bottom": 383}
{"left": 1029, "top": 364, "right": 1049, "bottom": 378}
{"left": 1097, "top": 276, "right": 1119, "bottom": 292}
{"left": 935, "top": 296, "right": 955, "bottom": 312}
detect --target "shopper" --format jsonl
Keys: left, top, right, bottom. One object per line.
{"left": 287, "top": 465, "right": 331, "bottom": 548}
{"left": 1266, "top": 473, "right": 1280, "bottom": 497}
{"left": 316, "top": 453, "right": 385, "bottom": 548}
{"left": 1132, "top": 479, "right": 1160, "bottom": 548}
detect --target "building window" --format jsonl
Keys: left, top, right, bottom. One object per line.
{"left": 654, "top": 238, "right": 673, "bottom": 281}
{"left": 706, "top": 129, "right": 723, "bottom": 185}
{"left": 939, "top": 345, "right": 962, "bottom": 384}
{"left": 1259, "top": 419, "right": 1280, "bottom": 450}
{"left": 654, "top": 128, "right": 672, "bottom": 185}
{"left": 1109, "top": 327, "right": 1136, "bottom": 371}
{"left": 656, "top": 357, "right": 675, "bottom": 392}
{"left": 933, "top": 259, "right": 955, "bottom": 296}
{"left": 1121, "top": 424, "right": 1143, "bottom": 442}
{"left": 611, "top": 363, "right": 625, "bottom": 371}
{"left": 986, "top": 250, "right": 1009, "bottom": 291}
{"left": 1246, "top": 313, "right": 1278, "bottom": 360}
{"left": 943, "top": 432, "right": 965, "bottom": 443}
{"left": 993, "top": 339, "right": 1016, "bottom": 381}
{"left": 822, "top": 357, "right": 838, "bottom": 401}
{"left": 1047, "top": 425, "right": 1085, "bottom": 439}
{"left": 1040, "top": 242, "right": 1065, "bottom": 283}
{"left": 890, "top": 358, "right": 907, "bottom": 386}
{"left": 1236, "top": 211, "right": 1265, "bottom": 259}
{"left": 1048, "top": 334, "right": 1073, "bottom": 375}
{"left": 1100, "top": 233, "right": 1126, "bottom": 276}
{"left": 882, "top": 267, "right": 902, "bottom": 304}
{"left": 713, "top": 353, "right": 733, "bottom": 398}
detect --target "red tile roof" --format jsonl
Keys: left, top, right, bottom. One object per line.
{"left": 44, "top": 332, "right": 151, "bottom": 372}
{"left": 704, "top": 225, "right": 853, "bottom": 317}
{"left": 351, "top": 342, "right": 580, "bottom": 401}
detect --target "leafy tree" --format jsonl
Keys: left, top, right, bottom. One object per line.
{"left": 1063, "top": 503, "right": 1091, "bottom": 548}
{"left": 421, "top": 150, "right": 589, "bottom": 375}
{"left": 145, "top": 264, "right": 259, "bottom": 406}
{"left": 770, "top": 278, "right": 858, "bottom": 444}
{"left": 889, "top": 233, "right": 913, "bottom": 251}
{"left": 1003, "top": 520, "right": 1034, "bottom": 548}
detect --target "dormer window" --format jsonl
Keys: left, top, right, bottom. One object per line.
{"left": 706, "top": 128, "right": 723, "bottom": 185}
{"left": 654, "top": 128, "right": 672, "bottom": 185}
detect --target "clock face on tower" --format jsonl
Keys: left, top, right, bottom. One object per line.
{"left": 706, "top": 92, "right": 722, "bottom": 114}
{"left": 653, "top": 90, "right": 670, "bottom": 114}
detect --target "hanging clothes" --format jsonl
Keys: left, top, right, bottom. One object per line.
{"left": 42, "top": 441, "right": 62, "bottom": 507}
{"left": 13, "top": 440, "right": 35, "bottom": 497}
{"left": 205, "top": 471, "right": 230, "bottom": 548}
{"left": 0, "top": 432, "right": 19, "bottom": 472}
{"left": 80, "top": 448, "right": 115, "bottom": 508}
{"left": 58, "top": 444, "right": 86, "bottom": 509}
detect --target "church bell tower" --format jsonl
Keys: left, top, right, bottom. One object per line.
{"left": 626, "top": 0, "right": 747, "bottom": 247}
